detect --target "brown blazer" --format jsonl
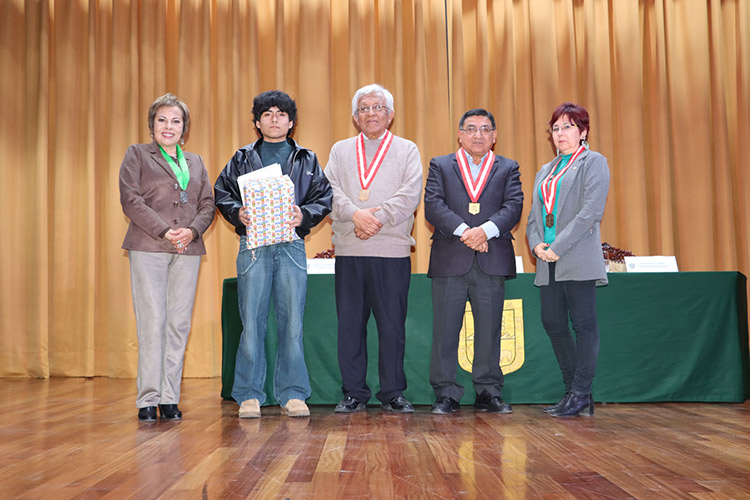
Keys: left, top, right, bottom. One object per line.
{"left": 119, "top": 142, "right": 215, "bottom": 255}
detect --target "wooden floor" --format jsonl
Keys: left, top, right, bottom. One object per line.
{"left": 1, "top": 378, "right": 748, "bottom": 499}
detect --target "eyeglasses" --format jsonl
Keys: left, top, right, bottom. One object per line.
{"left": 549, "top": 123, "right": 577, "bottom": 134}
{"left": 460, "top": 126, "right": 495, "bottom": 136}
{"left": 357, "top": 104, "right": 389, "bottom": 114}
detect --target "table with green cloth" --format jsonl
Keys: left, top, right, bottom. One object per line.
{"left": 220, "top": 272, "right": 749, "bottom": 405}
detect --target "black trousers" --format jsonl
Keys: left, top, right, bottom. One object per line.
{"left": 334, "top": 256, "right": 411, "bottom": 404}
{"left": 430, "top": 258, "right": 506, "bottom": 402}
{"left": 539, "top": 262, "right": 600, "bottom": 396}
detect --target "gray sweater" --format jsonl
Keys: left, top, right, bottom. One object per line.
{"left": 325, "top": 134, "right": 423, "bottom": 258}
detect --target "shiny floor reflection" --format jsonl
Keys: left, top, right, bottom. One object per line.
{"left": 1, "top": 378, "right": 748, "bottom": 499}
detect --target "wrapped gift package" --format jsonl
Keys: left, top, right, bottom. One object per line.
{"left": 242, "top": 175, "right": 298, "bottom": 249}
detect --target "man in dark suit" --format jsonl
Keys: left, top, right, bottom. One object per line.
{"left": 424, "top": 108, "right": 523, "bottom": 415}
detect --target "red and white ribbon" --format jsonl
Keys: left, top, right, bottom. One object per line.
{"left": 541, "top": 145, "right": 585, "bottom": 216}
{"left": 456, "top": 148, "right": 494, "bottom": 202}
{"left": 356, "top": 130, "right": 393, "bottom": 191}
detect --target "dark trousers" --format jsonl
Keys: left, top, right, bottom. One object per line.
{"left": 539, "top": 262, "right": 600, "bottom": 396}
{"left": 334, "top": 256, "right": 411, "bottom": 404}
{"left": 430, "top": 258, "right": 506, "bottom": 402}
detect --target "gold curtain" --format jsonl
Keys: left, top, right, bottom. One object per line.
{"left": 1, "top": 0, "right": 748, "bottom": 378}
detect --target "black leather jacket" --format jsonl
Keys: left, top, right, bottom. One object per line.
{"left": 214, "top": 137, "right": 333, "bottom": 238}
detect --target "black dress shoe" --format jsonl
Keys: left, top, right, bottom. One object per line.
{"left": 474, "top": 390, "right": 513, "bottom": 414}
{"left": 381, "top": 395, "right": 414, "bottom": 413}
{"left": 138, "top": 406, "right": 157, "bottom": 421}
{"left": 158, "top": 404, "right": 182, "bottom": 420}
{"left": 543, "top": 393, "right": 571, "bottom": 413}
{"left": 335, "top": 395, "right": 366, "bottom": 413}
{"left": 549, "top": 393, "right": 594, "bottom": 418}
{"left": 431, "top": 396, "right": 460, "bottom": 415}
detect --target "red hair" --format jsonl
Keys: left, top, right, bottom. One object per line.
{"left": 549, "top": 102, "right": 590, "bottom": 140}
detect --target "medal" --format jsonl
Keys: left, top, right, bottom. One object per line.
{"left": 540, "top": 145, "right": 585, "bottom": 228}
{"left": 356, "top": 131, "right": 393, "bottom": 203}
{"left": 180, "top": 191, "right": 188, "bottom": 204}
{"left": 456, "top": 148, "right": 494, "bottom": 215}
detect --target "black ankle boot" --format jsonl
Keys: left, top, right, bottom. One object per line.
{"left": 549, "top": 393, "right": 594, "bottom": 418}
{"left": 159, "top": 404, "right": 182, "bottom": 420}
{"left": 543, "top": 392, "right": 570, "bottom": 413}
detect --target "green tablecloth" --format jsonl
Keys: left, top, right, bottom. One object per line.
{"left": 221, "top": 272, "right": 749, "bottom": 404}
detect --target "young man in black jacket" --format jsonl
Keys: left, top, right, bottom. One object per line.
{"left": 214, "top": 90, "right": 332, "bottom": 419}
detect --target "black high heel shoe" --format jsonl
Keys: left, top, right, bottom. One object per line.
{"left": 159, "top": 404, "right": 182, "bottom": 420}
{"left": 138, "top": 406, "right": 157, "bottom": 421}
{"left": 549, "top": 393, "right": 594, "bottom": 418}
{"left": 543, "top": 393, "right": 570, "bottom": 413}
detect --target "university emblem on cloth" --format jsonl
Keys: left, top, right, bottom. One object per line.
{"left": 458, "top": 299, "right": 525, "bottom": 374}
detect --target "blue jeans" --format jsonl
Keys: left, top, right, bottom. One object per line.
{"left": 232, "top": 237, "right": 311, "bottom": 406}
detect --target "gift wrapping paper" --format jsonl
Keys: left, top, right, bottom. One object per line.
{"left": 242, "top": 175, "right": 298, "bottom": 249}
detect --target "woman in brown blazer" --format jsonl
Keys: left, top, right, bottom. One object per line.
{"left": 119, "top": 93, "right": 215, "bottom": 421}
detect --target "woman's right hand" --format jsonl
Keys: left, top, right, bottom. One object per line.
{"left": 165, "top": 228, "right": 193, "bottom": 254}
{"left": 534, "top": 243, "right": 559, "bottom": 263}
{"left": 533, "top": 243, "right": 548, "bottom": 258}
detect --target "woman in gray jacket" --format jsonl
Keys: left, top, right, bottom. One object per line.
{"left": 527, "top": 102, "right": 610, "bottom": 418}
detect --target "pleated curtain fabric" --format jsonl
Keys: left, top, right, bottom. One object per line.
{"left": 1, "top": 0, "right": 748, "bottom": 377}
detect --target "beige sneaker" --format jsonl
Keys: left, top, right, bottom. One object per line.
{"left": 238, "top": 399, "right": 260, "bottom": 418}
{"left": 281, "top": 399, "right": 310, "bottom": 417}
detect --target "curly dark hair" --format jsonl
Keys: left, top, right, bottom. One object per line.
{"left": 252, "top": 90, "right": 298, "bottom": 136}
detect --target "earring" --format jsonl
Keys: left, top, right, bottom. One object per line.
{"left": 581, "top": 137, "right": 589, "bottom": 149}
{"left": 556, "top": 148, "right": 560, "bottom": 156}
{"left": 150, "top": 133, "right": 154, "bottom": 140}
{"left": 180, "top": 138, "right": 185, "bottom": 145}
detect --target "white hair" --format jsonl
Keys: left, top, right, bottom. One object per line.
{"left": 351, "top": 84, "right": 395, "bottom": 116}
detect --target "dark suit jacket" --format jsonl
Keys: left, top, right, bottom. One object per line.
{"left": 119, "top": 142, "right": 215, "bottom": 255}
{"left": 424, "top": 152, "right": 523, "bottom": 278}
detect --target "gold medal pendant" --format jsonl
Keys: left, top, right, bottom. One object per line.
{"left": 545, "top": 214, "right": 554, "bottom": 227}
{"left": 359, "top": 189, "right": 370, "bottom": 201}
{"left": 468, "top": 202, "right": 480, "bottom": 215}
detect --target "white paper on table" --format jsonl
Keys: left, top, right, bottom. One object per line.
{"left": 306, "top": 258, "right": 336, "bottom": 274}
{"left": 624, "top": 256, "right": 679, "bottom": 272}
{"left": 237, "top": 163, "right": 282, "bottom": 193}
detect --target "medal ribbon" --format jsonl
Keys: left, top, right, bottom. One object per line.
{"left": 356, "top": 130, "right": 393, "bottom": 191}
{"left": 158, "top": 144, "right": 190, "bottom": 190}
{"left": 456, "top": 148, "right": 494, "bottom": 202}
{"left": 540, "top": 145, "right": 585, "bottom": 217}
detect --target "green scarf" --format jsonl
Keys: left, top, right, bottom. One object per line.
{"left": 158, "top": 144, "right": 190, "bottom": 190}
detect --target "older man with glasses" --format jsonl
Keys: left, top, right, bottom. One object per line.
{"left": 424, "top": 108, "right": 523, "bottom": 415}
{"left": 325, "top": 84, "right": 423, "bottom": 413}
